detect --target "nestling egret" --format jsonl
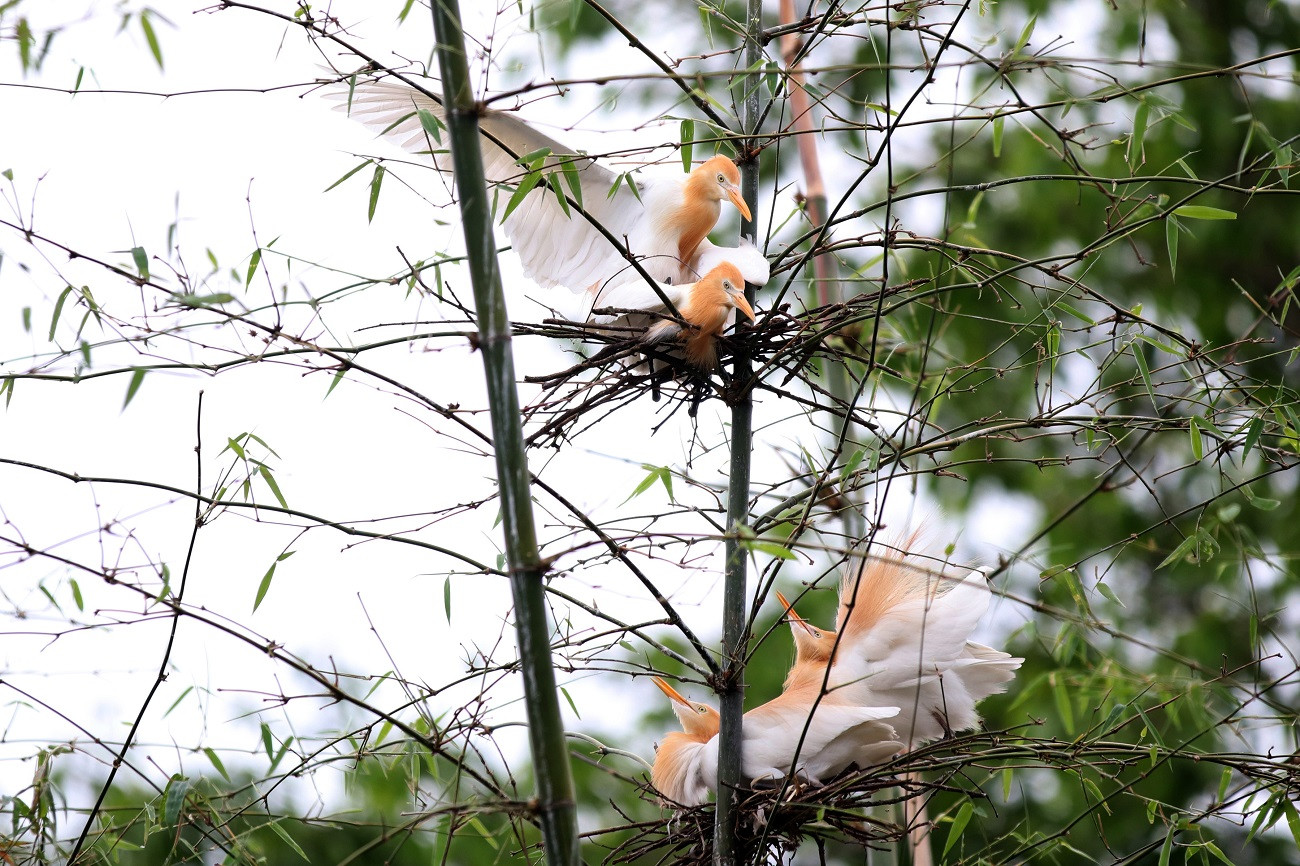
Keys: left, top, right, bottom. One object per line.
{"left": 592, "top": 262, "right": 756, "bottom": 370}
{"left": 335, "top": 79, "right": 769, "bottom": 304}
{"left": 649, "top": 675, "right": 902, "bottom": 807}
{"left": 778, "top": 556, "right": 1023, "bottom": 748}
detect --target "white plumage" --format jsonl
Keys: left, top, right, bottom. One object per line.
{"left": 650, "top": 677, "right": 902, "bottom": 807}
{"left": 333, "top": 78, "right": 767, "bottom": 307}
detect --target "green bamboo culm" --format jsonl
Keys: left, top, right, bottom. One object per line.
{"left": 428, "top": 2, "right": 579, "bottom": 864}
{"left": 714, "top": 1, "right": 764, "bottom": 863}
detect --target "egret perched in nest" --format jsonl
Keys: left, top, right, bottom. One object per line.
{"left": 334, "top": 76, "right": 769, "bottom": 336}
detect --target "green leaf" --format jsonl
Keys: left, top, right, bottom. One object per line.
{"left": 742, "top": 539, "right": 796, "bottom": 560}
{"left": 443, "top": 577, "right": 453, "bottom": 623}
{"left": 253, "top": 561, "right": 277, "bottom": 612}
{"left": 21, "top": 306, "right": 30, "bottom": 333}
{"left": 1189, "top": 416, "right": 1204, "bottom": 460}
{"left": 325, "top": 364, "right": 349, "bottom": 398}
{"left": 49, "top": 285, "right": 73, "bottom": 340}
{"left": 131, "top": 245, "right": 149, "bottom": 280}
{"left": 1012, "top": 15, "right": 1036, "bottom": 55}
{"left": 559, "top": 158, "right": 583, "bottom": 208}
{"left": 265, "top": 818, "right": 310, "bottom": 861}
{"left": 245, "top": 248, "right": 262, "bottom": 288}
{"left": 69, "top": 578, "right": 84, "bottom": 611}
{"left": 991, "top": 115, "right": 1004, "bottom": 157}
{"left": 1158, "top": 829, "right": 1174, "bottom": 866}
{"left": 943, "top": 801, "right": 973, "bottom": 856}
{"left": 1281, "top": 799, "right": 1300, "bottom": 850}
{"left": 1202, "top": 841, "right": 1233, "bottom": 865}
{"left": 1096, "top": 581, "right": 1123, "bottom": 607}
{"left": 1156, "top": 531, "right": 1204, "bottom": 570}
{"left": 1045, "top": 321, "right": 1060, "bottom": 372}
{"left": 123, "top": 368, "right": 146, "bottom": 410}
{"left": 163, "top": 685, "right": 192, "bottom": 718}
{"left": 1166, "top": 214, "right": 1179, "bottom": 282}
{"left": 1172, "top": 205, "right": 1237, "bottom": 221}
{"left": 1128, "top": 99, "right": 1149, "bottom": 169}
{"left": 203, "top": 747, "right": 230, "bottom": 781}
{"left": 503, "top": 169, "right": 544, "bottom": 221}
{"left": 1241, "top": 417, "right": 1263, "bottom": 459}
{"left": 174, "top": 292, "right": 237, "bottom": 309}
{"left": 324, "top": 159, "right": 371, "bottom": 193}
{"left": 258, "top": 464, "right": 288, "bottom": 508}
{"left": 560, "top": 686, "right": 581, "bottom": 719}
{"left": 680, "top": 118, "right": 694, "bottom": 173}
{"left": 1051, "top": 674, "right": 1074, "bottom": 734}
{"left": 139, "top": 10, "right": 164, "bottom": 70}
{"left": 164, "top": 776, "right": 190, "bottom": 831}
{"left": 367, "top": 164, "right": 385, "bottom": 223}
{"left": 1132, "top": 341, "right": 1157, "bottom": 410}
{"left": 416, "top": 108, "right": 443, "bottom": 144}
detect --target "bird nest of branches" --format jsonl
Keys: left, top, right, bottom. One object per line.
{"left": 517, "top": 279, "right": 914, "bottom": 449}
{"left": 592, "top": 767, "right": 939, "bottom": 865}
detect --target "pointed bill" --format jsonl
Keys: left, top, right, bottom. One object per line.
{"left": 652, "top": 676, "right": 692, "bottom": 706}
{"left": 731, "top": 291, "right": 756, "bottom": 322}
{"left": 726, "top": 186, "right": 752, "bottom": 222}
{"left": 775, "top": 590, "right": 817, "bottom": 636}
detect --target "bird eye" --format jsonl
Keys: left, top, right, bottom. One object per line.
{"left": 811, "top": 630, "right": 822, "bottom": 639}
{"left": 696, "top": 706, "right": 707, "bottom": 714}
{"left": 716, "top": 173, "right": 726, "bottom": 183}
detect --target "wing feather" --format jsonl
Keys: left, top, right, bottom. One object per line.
{"left": 334, "top": 79, "right": 657, "bottom": 293}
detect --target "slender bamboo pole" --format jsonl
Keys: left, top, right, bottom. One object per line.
{"left": 778, "top": 0, "right": 863, "bottom": 541}
{"left": 429, "top": 3, "right": 578, "bottom": 864}
{"left": 715, "top": 3, "right": 763, "bottom": 864}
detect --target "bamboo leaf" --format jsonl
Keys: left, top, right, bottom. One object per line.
{"left": 560, "top": 686, "right": 581, "bottom": 719}
{"left": 253, "top": 562, "right": 277, "bottom": 612}
{"left": 443, "top": 577, "right": 453, "bottom": 623}
{"left": 258, "top": 465, "right": 288, "bottom": 508}
{"left": 164, "top": 776, "right": 190, "bottom": 831}
{"left": 1132, "top": 341, "right": 1157, "bottom": 410}
{"left": 139, "top": 10, "right": 164, "bottom": 69}
{"left": 416, "top": 108, "right": 443, "bottom": 144}
{"left": 69, "top": 578, "right": 83, "bottom": 611}
{"left": 265, "top": 819, "right": 309, "bottom": 861}
{"left": 49, "top": 285, "right": 74, "bottom": 341}
{"left": 324, "top": 159, "right": 371, "bottom": 193}
{"left": 680, "top": 118, "right": 694, "bottom": 173}
{"left": 367, "top": 164, "right": 385, "bottom": 223}
{"left": 1173, "top": 205, "right": 1237, "bottom": 221}
{"left": 245, "top": 248, "right": 262, "bottom": 287}
{"left": 1166, "top": 214, "right": 1179, "bottom": 281}
{"left": 131, "top": 245, "right": 149, "bottom": 280}
{"left": 943, "top": 802, "right": 973, "bottom": 856}
{"left": 203, "top": 747, "right": 230, "bottom": 781}
{"left": 123, "top": 368, "right": 146, "bottom": 410}
{"left": 992, "top": 115, "right": 1004, "bottom": 157}
{"left": 1189, "top": 416, "right": 1204, "bottom": 460}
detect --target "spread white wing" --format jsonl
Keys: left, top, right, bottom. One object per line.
{"left": 335, "top": 79, "right": 655, "bottom": 293}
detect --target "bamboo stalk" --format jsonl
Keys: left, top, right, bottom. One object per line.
{"left": 715, "top": 3, "right": 763, "bottom": 863}
{"left": 778, "top": 0, "right": 863, "bottom": 540}
{"left": 429, "top": 3, "right": 578, "bottom": 864}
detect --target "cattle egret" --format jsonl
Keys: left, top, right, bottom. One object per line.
{"left": 649, "top": 675, "right": 901, "bottom": 807}
{"left": 335, "top": 79, "right": 769, "bottom": 306}
{"left": 777, "top": 557, "right": 1022, "bottom": 747}
{"left": 593, "top": 262, "right": 756, "bottom": 369}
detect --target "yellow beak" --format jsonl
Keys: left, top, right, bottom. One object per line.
{"left": 775, "top": 590, "right": 816, "bottom": 635}
{"left": 726, "top": 186, "right": 752, "bottom": 222}
{"left": 652, "top": 676, "right": 691, "bottom": 705}
{"left": 732, "top": 292, "right": 756, "bottom": 322}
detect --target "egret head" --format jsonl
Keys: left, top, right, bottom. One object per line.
{"left": 697, "top": 155, "right": 751, "bottom": 222}
{"left": 652, "top": 676, "right": 721, "bottom": 738}
{"left": 776, "top": 590, "right": 837, "bottom": 665}
{"left": 702, "top": 262, "right": 755, "bottom": 322}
